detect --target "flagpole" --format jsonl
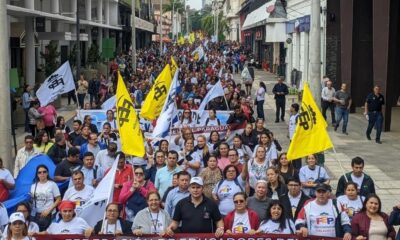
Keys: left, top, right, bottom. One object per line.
{"left": 223, "top": 95, "right": 230, "bottom": 110}
{"left": 331, "top": 146, "right": 349, "bottom": 182}
{"left": 168, "top": 100, "right": 178, "bottom": 143}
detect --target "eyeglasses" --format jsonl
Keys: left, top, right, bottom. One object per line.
{"left": 25, "top": 141, "right": 33, "bottom": 144}
{"left": 37, "top": 171, "right": 47, "bottom": 174}
{"left": 135, "top": 172, "right": 144, "bottom": 176}
{"left": 234, "top": 200, "right": 245, "bottom": 204}
{"left": 288, "top": 184, "right": 300, "bottom": 187}
{"left": 184, "top": 112, "right": 190, "bottom": 114}
{"left": 107, "top": 209, "right": 119, "bottom": 213}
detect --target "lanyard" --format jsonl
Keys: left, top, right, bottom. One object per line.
{"left": 148, "top": 208, "right": 159, "bottom": 233}
{"left": 105, "top": 219, "right": 118, "bottom": 234}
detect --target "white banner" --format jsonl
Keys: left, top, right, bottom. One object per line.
{"left": 36, "top": 61, "right": 75, "bottom": 106}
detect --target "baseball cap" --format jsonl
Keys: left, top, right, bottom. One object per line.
{"left": 190, "top": 177, "right": 203, "bottom": 186}
{"left": 315, "top": 183, "right": 332, "bottom": 192}
{"left": 9, "top": 212, "right": 25, "bottom": 224}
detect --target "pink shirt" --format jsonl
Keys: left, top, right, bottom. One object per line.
{"left": 217, "top": 157, "right": 230, "bottom": 171}
{"left": 38, "top": 105, "right": 57, "bottom": 127}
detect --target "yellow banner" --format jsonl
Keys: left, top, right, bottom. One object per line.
{"left": 171, "top": 57, "right": 178, "bottom": 76}
{"left": 189, "top": 33, "right": 195, "bottom": 44}
{"left": 116, "top": 71, "right": 145, "bottom": 156}
{"left": 287, "top": 82, "right": 333, "bottom": 160}
{"left": 140, "top": 64, "right": 172, "bottom": 120}
{"left": 178, "top": 36, "right": 185, "bottom": 45}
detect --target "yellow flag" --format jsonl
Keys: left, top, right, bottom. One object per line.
{"left": 116, "top": 71, "right": 145, "bottom": 156}
{"left": 287, "top": 82, "right": 333, "bottom": 160}
{"left": 178, "top": 36, "right": 185, "bottom": 45}
{"left": 140, "top": 64, "right": 172, "bottom": 120}
{"left": 170, "top": 57, "right": 178, "bottom": 76}
{"left": 189, "top": 33, "right": 195, "bottom": 44}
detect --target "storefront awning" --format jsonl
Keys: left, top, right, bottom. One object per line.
{"left": 265, "top": 18, "right": 287, "bottom": 43}
{"left": 242, "top": 0, "right": 276, "bottom": 30}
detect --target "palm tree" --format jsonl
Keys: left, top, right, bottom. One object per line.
{"left": 201, "top": 11, "right": 228, "bottom": 41}
{"left": 163, "top": 0, "right": 185, "bottom": 14}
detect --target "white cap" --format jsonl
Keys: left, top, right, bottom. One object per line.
{"left": 9, "top": 212, "right": 25, "bottom": 224}
{"left": 190, "top": 177, "right": 203, "bottom": 186}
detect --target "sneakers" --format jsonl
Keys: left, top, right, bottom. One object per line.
{"left": 376, "top": 140, "right": 382, "bottom": 144}
{"left": 342, "top": 131, "right": 348, "bottom": 135}
{"left": 366, "top": 135, "right": 371, "bottom": 140}
{"left": 275, "top": 120, "right": 279, "bottom": 123}
{"left": 334, "top": 125, "right": 338, "bottom": 131}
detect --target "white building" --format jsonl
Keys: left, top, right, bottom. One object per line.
{"left": 285, "top": 0, "right": 327, "bottom": 88}
{"left": 222, "top": 0, "right": 242, "bottom": 42}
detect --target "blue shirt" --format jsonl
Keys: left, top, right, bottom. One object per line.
{"left": 154, "top": 166, "right": 182, "bottom": 198}
{"left": 165, "top": 187, "right": 190, "bottom": 217}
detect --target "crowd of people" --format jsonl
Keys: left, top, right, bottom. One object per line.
{"left": 0, "top": 38, "right": 395, "bottom": 240}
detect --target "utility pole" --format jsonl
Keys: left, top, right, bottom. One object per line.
{"left": 76, "top": 0, "right": 80, "bottom": 82}
{"left": 215, "top": 6, "right": 219, "bottom": 42}
{"left": 309, "top": 0, "right": 321, "bottom": 106}
{"left": 185, "top": 2, "right": 189, "bottom": 34}
{"left": 160, "top": 0, "right": 163, "bottom": 55}
{"left": 131, "top": 0, "right": 136, "bottom": 73}
{"left": 0, "top": 0, "right": 12, "bottom": 169}
{"left": 172, "top": 0, "right": 175, "bottom": 40}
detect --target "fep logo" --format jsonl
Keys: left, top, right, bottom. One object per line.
{"left": 316, "top": 212, "right": 335, "bottom": 225}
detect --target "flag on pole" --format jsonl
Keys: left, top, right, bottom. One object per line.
{"left": 77, "top": 154, "right": 119, "bottom": 227}
{"left": 189, "top": 32, "right": 195, "bottom": 44}
{"left": 36, "top": 61, "right": 75, "bottom": 106}
{"left": 178, "top": 35, "right": 185, "bottom": 45}
{"left": 170, "top": 56, "right": 179, "bottom": 76}
{"left": 116, "top": 71, "right": 145, "bottom": 156}
{"left": 192, "top": 45, "right": 205, "bottom": 62}
{"left": 197, "top": 80, "right": 225, "bottom": 120}
{"left": 152, "top": 69, "right": 180, "bottom": 139}
{"left": 140, "top": 64, "right": 172, "bottom": 120}
{"left": 101, "top": 95, "right": 116, "bottom": 110}
{"left": 287, "top": 82, "right": 333, "bottom": 160}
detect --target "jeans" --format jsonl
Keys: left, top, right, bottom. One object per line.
{"left": 67, "top": 90, "right": 77, "bottom": 105}
{"left": 322, "top": 100, "right": 336, "bottom": 124}
{"left": 275, "top": 98, "right": 286, "bottom": 121}
{"left": 77, "top": 93, "right": 86, "bottom": 109}
{"left": 335, "top": 107, "right": 349, "bottom": 132}
{"left": 256, "top": 100, "right": 265, "bottom": 120}
{"left": 90, "top": 93, "right": 99, "bottom": 106}
{"left": 366, "top": 112, "right": 383, "bottom": 140}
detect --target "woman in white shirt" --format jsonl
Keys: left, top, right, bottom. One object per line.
{"left": 43, "top": 200, "right": 93, "bottom": 237}
{"left": 94, "top": 203, "right": 133, "bottom": 235}
{"left": 336, "top": 182, "right": 364, "bottom": 220}
{"left": 257, "top": 200, "right": 295, "bottom": 234}
{"left": 299, "top": 154, "right": 330, "bottom": 197}
{"left": 4, "top": 212, "right": 31, "bottom": 240}
{"left": 2, "top": 202, "right": 39, "bottom": 239}
{"left": 30, "top": 164, "right": 61, "bottom": 231}
{"left": 255, "top": 82, "right": 267, "bottom": 120}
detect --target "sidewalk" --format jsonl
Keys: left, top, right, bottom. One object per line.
{"left": 250, "top": 69, "right": 400, "bottom": 212}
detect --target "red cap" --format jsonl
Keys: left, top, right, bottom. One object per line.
{"left": 58, "top": 200, "right": 76, "bottom": 211}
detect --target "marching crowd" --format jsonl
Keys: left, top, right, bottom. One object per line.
{"left": 0, "top": 39, "right": 395, "bottom": 240}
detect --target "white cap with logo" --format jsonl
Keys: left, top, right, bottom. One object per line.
{"left": 9, "top": 212, "right": 25, "bottom": 223}
{"left": 190, "top": 176, "right": 203, "bottom": 186}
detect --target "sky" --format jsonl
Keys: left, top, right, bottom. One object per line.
{"left": 187, "top": 0, "right": 202, "bottom": 10}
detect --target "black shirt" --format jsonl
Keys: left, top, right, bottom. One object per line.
{"left": 173, "top": 195, "right": 222, "bottom": 233}
{"left": 73, "top": 135, "right": 88, "bottom": 147}
{"left": 272, "top": 83, "right": 289, "bottom": 100}
{"left": 54, "top": 159, "right": 83, "bottom": 179}
{"left": 366, "top": 93, "right": 385, "bottom": 112}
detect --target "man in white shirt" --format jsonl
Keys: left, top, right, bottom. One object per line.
{"left": 95, "top": 142, "right": 118, "bottom": 171}
{"left": 295, "top": 183, "right": 351, "bottom": 239}
{"left": 321, "top": 79, "right": 336, "bottom": 125}
{"left": 63, "top": 170, "right": 94, "bottom": 213}
{"left": 14, "top": 135, "right": 40, "bottom": 177}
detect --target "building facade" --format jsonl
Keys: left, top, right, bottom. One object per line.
{"left": 222, "top": 0, "right": 242, "bottom": 42}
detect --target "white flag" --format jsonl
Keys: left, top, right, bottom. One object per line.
{"left": 77, "top": 154, "right": 119, "bottom": 227}
{"left": 36, "top": 61, "right": 75, "bottom": 106}
{"left": 101, "top": 95, "right": 116, "bottom": 110}
{"left": 191, "top": 45, "right": 205, "bottom": 62}
{"left": 197, "top": 80, "right": 225, "bottom": 121}
{"left": 152, "top": 69, "right": 180, "bottom": 139}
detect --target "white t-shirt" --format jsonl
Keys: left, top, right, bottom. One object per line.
{"left": 30, "top": 181, "right": 61, "bottom": 213}
{"left": 0, "top": 169, "right": 15, "bottom": 185}
{"left": 256, "top": 88, "right": 266, "bottom": 101}
{"left": 289, "top": 114, "right": 299, "bottom": 140}
{"left": 288, "top": 193, "right": 302, "bottom": 218}
{"left": 0, "top": 204, "right": 8, "bottom": 229}
{"left": 95, "top": 149, "right": 116, "bottom": 171}
{"left": 178, "top": 151, "right": 201, "bottom": 177}
{"left": 102, "top": 219, "right": 122, "bottom": 234}
{"left": 336, "top": 195, "right": 364, "bottom": 219}
{"left": 351, "top": 174, "right": 364, "bottom": 191}
{"left": 251, "top": 144, "right": 276, "bottom": 167}
{"left": 232, "top": 211, "right": 251, "bottom": 233}
{"left": 150, "top": 211, "right": 165, "bottom": 234}
{"left": 63, "top": 185, "right": 94, "bottom": 213}
{"left": 299, "top": 166, "right": 330, "bottom": 196}
{"left": 204, "top": 118, "right": 220, "bottom": 126}
{"left": 3, "top": 221, "right": 39, "bottom": 239}
{"left": 259, "top": 219, "right": 295, "bottom": 234}
{"left": 212, "top": 178, "right": 245, "bottom": 215}
{"left": 47, "top": 217, "right": 91, "bottom": 234}
{"left": 247, "top": 159, "right": 269, "bottom": 189}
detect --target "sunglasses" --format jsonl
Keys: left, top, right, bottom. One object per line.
{"left": 37, "top": 171, "right": 47, "bottom": 174}
{"left": 135, "top": 172, "right": 144, "bottom": 176}
{"left": 234, "top": 200, "right": 245, "bottom": 204}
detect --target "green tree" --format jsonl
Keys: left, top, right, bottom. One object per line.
{"left": 200, "top": 11, "right": 228, "bottom": 41}
{"left": 39, "top": 40, "right": 60, "bottom": 77}
{"left": 163, "top": 0, "right": 185, "bottom": 14}
{"left": 87, "top": 43, "right": 101, "bottom": 68}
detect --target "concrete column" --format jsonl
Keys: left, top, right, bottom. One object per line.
{"left": 0, "top": 0, "right": 12, "bottom": 168}
{"left": 86, "top": 0, "right": 92, "bottom": 21}
{"left": 286, "top": 40, "right": 293, "bottom": 85}
{"left": 303, "top": 32, "right": 309, "bottom": 82}
{"left": 86, "top": 26, "right": 91, "bottom": 61}
{"left": 24, "top": 0, "right": 34, "bottom": 9}
{"left": 51, "top": 0, "right": 59, "bottom": 13}
{"left": 71, "top": 0, "right": 77, "bottom": 19}
{"left": 104, "top": 0, "right": 109, "bottom": 25}
{"left": 25, "top": 18, "right": 35, "bottom": 86}
{"left": 97, "top": 0, "right": 103, "bottom": 23}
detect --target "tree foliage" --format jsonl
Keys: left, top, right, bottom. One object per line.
{"left": 163, "top": 0, "right": 185, "bottom": 14}
{"left": 39, "top": 40, "right": 60, "bottom": 77}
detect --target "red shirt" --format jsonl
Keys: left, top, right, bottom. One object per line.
{"left": 105, "top": 164, "right": 134, "bottom": 203}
